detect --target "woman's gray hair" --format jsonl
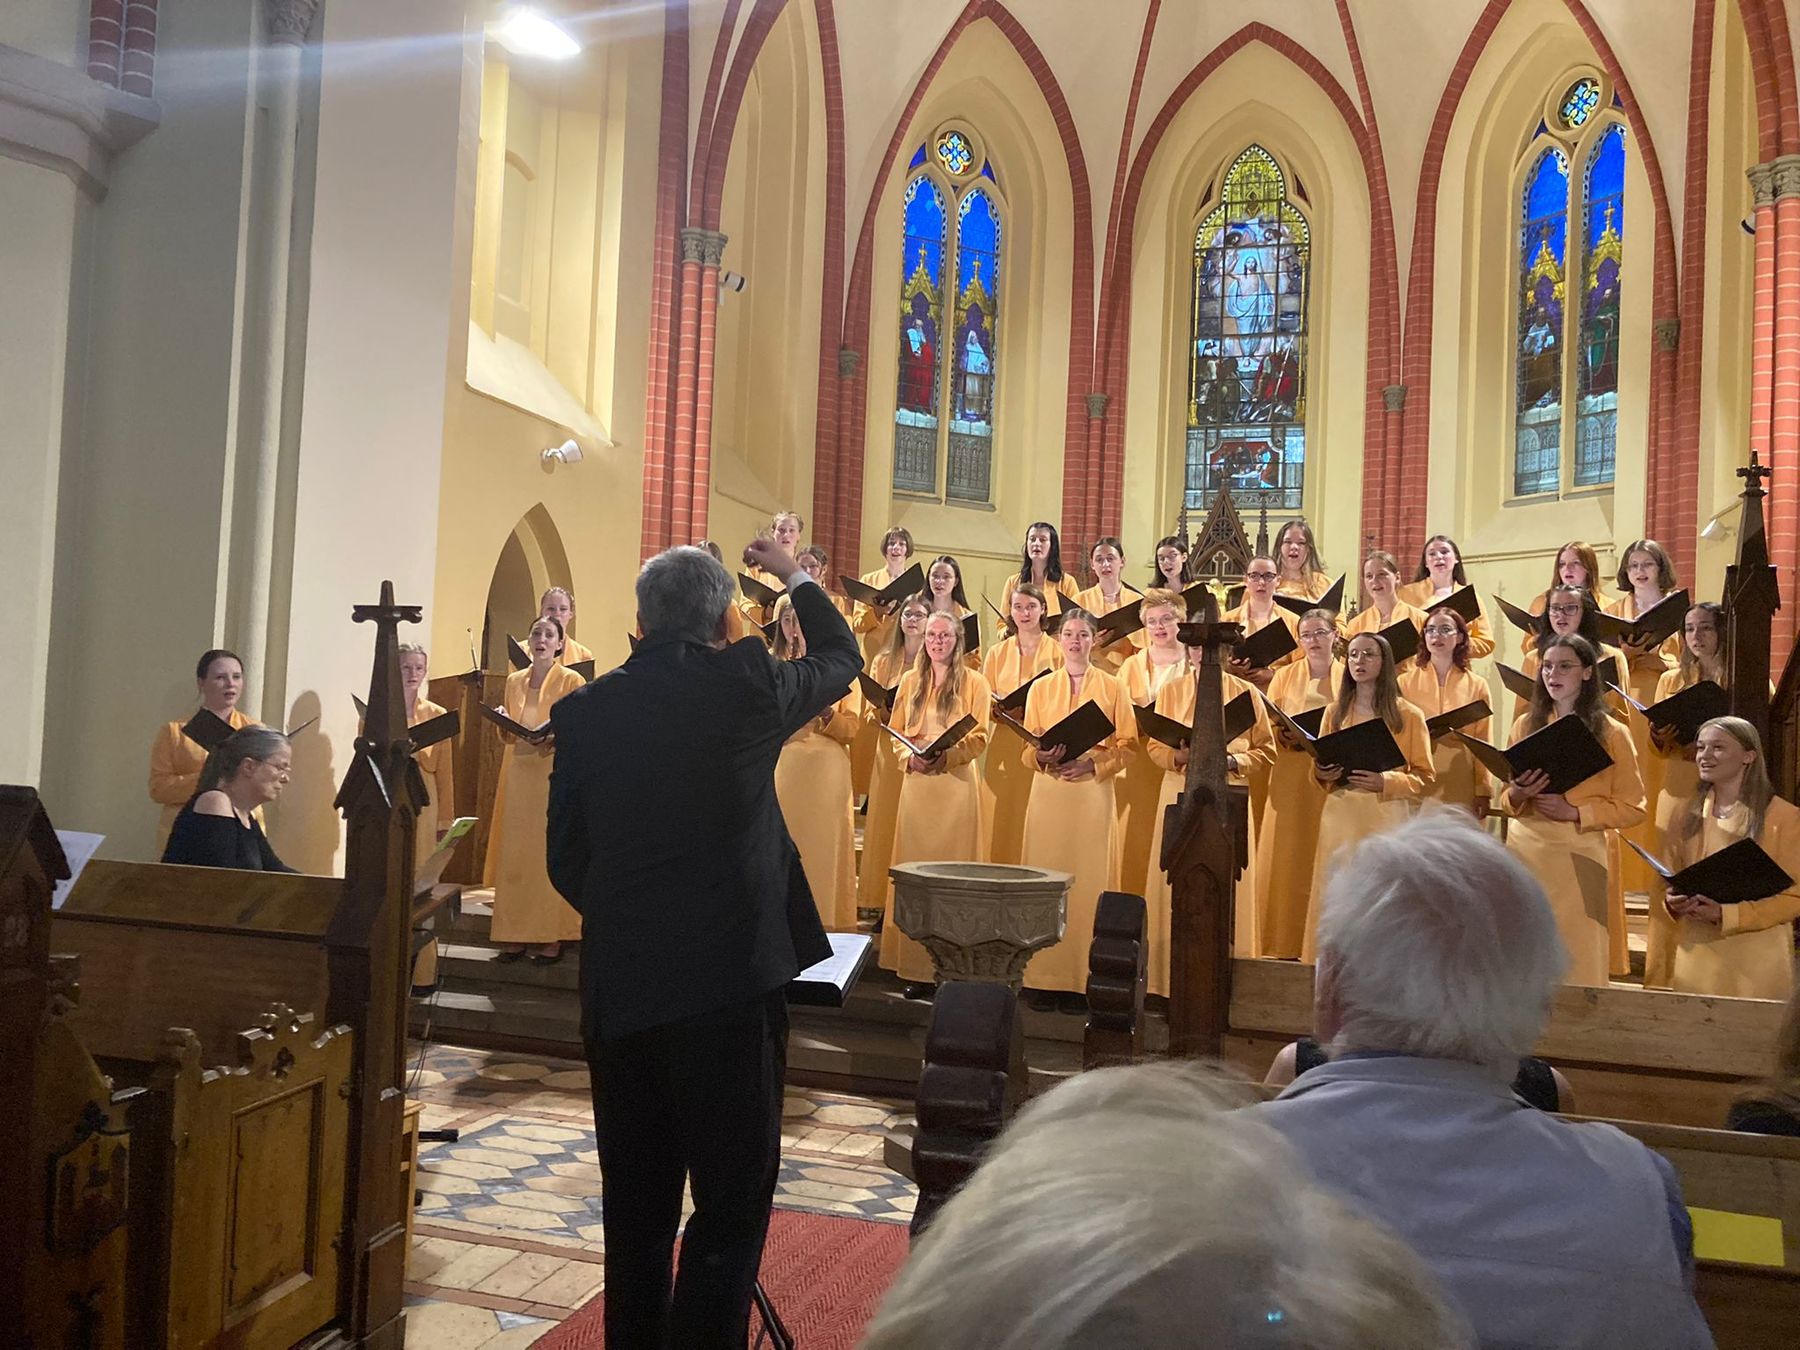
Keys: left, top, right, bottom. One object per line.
{"left": 1316, "top": 807, "right": 1568, "bottom": 1072}
{"left": 197, "top": 726, "right": 290, "bottom": 795}
{"left": 862, "top": 1062, "right": 1471, "bottom": 1350}
{"left": 636, "top": 545, "right": 734, "bottom": 642}
{"left": 398, "top": 642, "right": 427, "bottom": 659}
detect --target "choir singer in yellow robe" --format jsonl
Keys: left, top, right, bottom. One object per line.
{"left": 770, "top": 597, "right": 859, "bottom": 930}
{"left": 859, "top": 596, "right": 929, "bottom": 920}
{"left": 1664, "top": 717, "right": 1800, "bottom": 1001}
{"left": 1344, "top": 551, "right": 1427, "bottom": 648}
{"left": 851, "top": 526, "right": 917, "bottom": 794}
{"left": 489, "top": 616, "right": 586, "bottom": 961}
{"left": 1143, "top": 654, "right": 1274, "bottom": 989}
{"left": 1272, "top": 518, "right": 1332, "bottom": 602}
{"left": 399, "top": 642, "right": 456, "bottom": 859}
{"left": 1396, "top": 534, "right": 1496, "bottom": 660}
{"left": 1502, "top": 633, "right": 1644, "bottom": 987}
{"left": 1019, "top": 608, "right": 1135, "bottom": 1000}
{"left": 148, "top": 648, "right": 257, "bottom": 854}
{"left": 998, "top": 521, "right": 1081, "bottom": 617}
{"left": 980, "top": 583, "right": 1061, "bottom": 865}
{"left": 1074, "top": 537, "right": 1143, "bottom": 675}
{"left": 1225, "top": 555, "right": 1300, "bottom": 835}
{"left": 880, "top": 611, "right": 992, "bottom": 992}
{"left": 1301, "top": 632, "right": 1435, "bottom": 962}
{"left": 1604, "top": 540, "right": 1681, "bottom": 895}
{"left": 1256, "top": 610, "right": 1339, "bottom": 958}
{"left": 538, "top": 586, "right": 597, "bottom": 669}
{"left": 1397, "top": 609, "right": 1491, "bottom": 816}
{"left": 1115, "top": 589, "right": 1192, "bottom": 898}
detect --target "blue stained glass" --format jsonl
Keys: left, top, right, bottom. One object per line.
{"left": 936, "top": 129, "right": 974, "bottom": 176}
{"left": 908, "top": 143, "right": 927, "bottom": 170}
{"left": 1515, "top": 147, "right": 1568, "bottom": 495}
{"left": 896, "top": 175, "right": 947, "bottom": 423}
{"left": 1560, "top": 77, "right": 1601, "bottom": 129}
{"left": 980, "top": 159, "right": 995, "bottom": 182}
{"left": 1576, "top": 123, "right": 1626, "bottom": 486}
{"left": 953, "top": 190, "right": 999, "bottom": 432}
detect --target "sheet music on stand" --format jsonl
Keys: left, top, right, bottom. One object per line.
{"left": 788, "top": 932, "right": 874, "bottom": 1007}
{"left": 52, "top": 830, "right": 105, "bottom": 909}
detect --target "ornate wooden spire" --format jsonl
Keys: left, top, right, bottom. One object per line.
{"left": 1726, "top": 452, "right": 1780, "bottom": 749}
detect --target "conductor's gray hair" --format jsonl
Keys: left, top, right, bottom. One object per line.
{"left": 1316, "top": 807, "right": 1568, "bottom": 1073}
{"left": 861, "top": 1063, "right": 1472, "bottom": 1350}
{"left": 636, "top": 545, "right": 734, "bottom": 642}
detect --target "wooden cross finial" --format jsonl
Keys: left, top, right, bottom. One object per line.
{"left": 351, "top": 580, "right": 424, "bottom": 630}
{"left": 1738, "top": 450, "right": 1771, "bottom": 496}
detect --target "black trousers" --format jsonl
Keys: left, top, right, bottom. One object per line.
{"left": 586, "top": 990, "right": 789, "bottom": 1349}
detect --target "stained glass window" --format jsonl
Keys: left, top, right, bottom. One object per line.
{"left": 1576, "top": 123, "right": 1625, "bottom": 486}
{"left": 1510, "top": 78, "right": 1626, "bottom": 499}
{"left": 893, "top": 174, "right": 947, "bottom": 494}
{"left": 892, "top": 136, "right": 1004, "bottom": 500}
{"left": 1185, "top": 145, "right": 1310, "bottom": 514}
{"left": 1515, "top": 147, "right": 1569, "bottom": 496}
{"left": 948, "top": 189, "right": 999, "bottom": 501}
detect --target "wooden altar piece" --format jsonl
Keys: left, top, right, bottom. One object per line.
{"left": 1725, "top": 452, "right": 1781, "bottom": 768}
{"left": 1082, "top": 890, "right": 1146, "bottom": 1069}
{"left": 1164, "top": 597, "right": 1246, "bottom": 1057}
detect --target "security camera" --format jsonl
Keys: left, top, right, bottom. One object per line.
{"left": 1743, "top": 214, "right": 1757, "bottom": 236}
{"left": 719, "top": 270, "right": 747, "bottom": 296}
{"left": 541, "top": 438, "right": 583, "bottom": 473}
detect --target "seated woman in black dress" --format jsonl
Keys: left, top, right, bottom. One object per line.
{"left": 160, "top": 726, "right": 296, "bottom": 872}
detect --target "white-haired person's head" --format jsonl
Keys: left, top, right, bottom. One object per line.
{"left": 636, "top": 545, "right": 734, "bottom": 644}
{"left": 859, "top": 1062, "right": 1472, "bottom": 1350}
{"left": 1314, "top": 807, "right": 1568, "bottom": 1075}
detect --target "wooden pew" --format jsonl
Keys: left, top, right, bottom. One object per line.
{"left": 1220, "top": 957, "right": 1786, "bottom": 1128}
{"left": 12, "top": 580, "right": 430, "bottom": 1349}
{"left": 1083, "top": 890, "right": 1146, "bottom": 1069}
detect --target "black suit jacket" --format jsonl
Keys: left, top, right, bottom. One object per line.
{"left": 548, "top": 578, "right": 861, "bottom": 1040}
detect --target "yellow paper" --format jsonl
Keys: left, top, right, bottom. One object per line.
{"left": 1687, "top": 1207, "right": 1786, "bottom": 1267}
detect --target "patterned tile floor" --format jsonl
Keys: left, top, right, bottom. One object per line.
{"left": 402, "top": 1041, "right": 916, "bottom": 1348}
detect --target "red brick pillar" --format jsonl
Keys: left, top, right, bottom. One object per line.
{"left": 88, "top": 0, "right": 125, "bottom": 85}
{"left": 671, "top": 227, "right": 709, "bottom": 545}
{"left": 120, "top": 0, "right": 157, "bottom": 96}
{"left": 690, "top": 229, "right": 728, "bottom": 541}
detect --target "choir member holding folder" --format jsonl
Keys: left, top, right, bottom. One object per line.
{"left": 399, "top": 643, "right": 456, "bottom": 856}
{"left": 538, "top": 586, "right": 597, "bottom": 670}
{"left": 1399, "top": 609, "right": 1491, "bottom": 816}
{"left": 1115, "top": 589, "right": 1194, "bottom": 898}
{"left": 148, "top": 648, "right": 259, "bottom": 855}
{"left": 1515, "top": 586, "right": 1629, "bottom": 720}
{"left": 1273, "top": 519, "right": 1333, "bottom": 602}
{"left": 1602, "top": 541, "right": 1685, "bottom": 896}
{"left": 858, "top": 596, "right": 930, "bottom": 920}
{"left": 1497, "top": 633, "right": 1644, "bottom": 987}
{"left": 850, "top": 526, "right": 918, "bottom": 660}
{"left": 880, "top": 611, "right": 992, "bottom": 993}
{"left": 1141, "top": 648, "right": 1274, "bottom": 984}
{"left": 1344, "top": 551, "right": 1427, "bottom": 657}
{"left": 1256, "top": 609, "right": 1341, "bottom": 957}
{"left": 1398, "top": 535, "right": 1495, "bottom": 659}
{"left": 980, "top": 583, "right": 1061, "bottom": 864}
{"left": 1299, "top": 633, "right": 1435, "bottom": 961}
{"left": 488, "top": 616, "right": 586, "bottom": 962}
{"left": 770, "top": 597, "right": 859, "bottom": 931}
{"left": 1656, "top": 717, "right": 1800, "bottom": 1000}
{"left": 1016, "top": 608, "right": 1134, "bottom": 1001}
{"left": 999, "top": 521, "right": 1081, "bottom": 618}
{"left": 924, "top": 554, "right": 981, "bottom": 668}
{"left": 1528, "top": 540, "right": 1615, "bottom": 615}
{"left": 737, "top": 510, "right": 803, "bottom": 630}
{"left": 1225, "top": 555, "right": 1300, "bottom": 692}
{"left": 1075, "top": 537, "right": 1144, "bottom": 674}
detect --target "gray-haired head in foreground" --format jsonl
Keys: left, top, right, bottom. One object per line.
{"left": 859, "top": 1062, "right": 1472, "bottom": 1350}
{"left": 637, "top": 545, "right": 734, "bottom": 643}
{"left": 1316, "top": 807, "right": 1568, "bottom": 1073}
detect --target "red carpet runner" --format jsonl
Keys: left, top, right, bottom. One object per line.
{"left": 537, "top": 1208, "right": 911, "bottom": 1349}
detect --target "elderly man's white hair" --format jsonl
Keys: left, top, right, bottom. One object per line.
{"left": 860, "top": 1063, "right": 1472, "bottom": 1350}
{"left": 1315, "top": 806, "right": 1568, "bottom": 1073}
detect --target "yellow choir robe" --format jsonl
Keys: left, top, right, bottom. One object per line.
{"left": 1397, "top": 663, "right": 1492, "bottom": 815}
{"left": 1276, "top": 570, "right": 1333, "bottom": 603}
{"left": 1396, "top": 579, "right": 1497, "bottom": 661}
{"left": 489, "top": 664, "right": 587, "bottom": 945}
{"left": 1074, "top": 581, "right": 1145, "bottom": 675}
{"left": 1020, "top": 667, "right": 1135, "bottom": 994}
{"left": 409, "top": 697, "right": 457, "bottom": 862}
{"left": 880, "top": 665, "right": 993, "bottom": 982}
{"left": 1301, "top": 700, "right": 1436, "bottom": 963}
{"left": 737, "top": 562, "right": 785, "bottom": 634}
{"left": 1518, "top": 640, "right": 1634, "bottom": 974}
{"left": 858, "top": 648, "right": 914, "bottom": 918}
{"left": 1666, "top": 796, "right": 1800, "bottom": 1001}
{"left": 148, "top": 706, "right": 259, "bottom": 855}
{"left": 558, "top": 635, "right": 597, "bottom": 669}
{"left": 999, "top": 572, "right": 1082, "bottom": 618}
{"left": 1344, "top": 599, "right": 1429, "bottom": 648}
{"left": 981, "top": 633, "right": 1062, "bottom": 865}
{"left": 1114, "top": 645, "right": 1192, "bottom": 900}
{"left": 775, "top": 690, "right": 860, "bottom": 931}
{"left": 1256, "top": 659, "right": 1341, "bottom": 959}
{"left": 852, "top": 564, "right": 915, "bottom": 661}
{"left": 1143, "top": 671, "right": 1275, "bottom": 992}
{"left": 1501, "top": 711, "right": 1644, "bottom": 987}
{"left": 1603, "top": 591, "right": 1680, "bottom": 895}
{"left": 1222, "top": 602, "right": 1300, "bottom": 834}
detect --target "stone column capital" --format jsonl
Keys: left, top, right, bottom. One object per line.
{"left": 1084, "top": 391, "right": 1110, "bottom": 420}
{"left": 678, "top": 227, "right": 710, "bottom": 265}
{"left": 1772, "top": 154, "right": 1800, "bottom": 202}
{"left": 267, "top": 0, "right": 321, "bottom": 45}
{"left": 1654, "top": 317, "right": 1681, "bottom": 352}
{"left": 837, "top": 347, "right": 861, "bottom": 378}
{"left": 1382, "top": 384, "right": 1407, "bottom": 412}
{"left": 1750, "top": 162, "right": 1779, "bottom": 206}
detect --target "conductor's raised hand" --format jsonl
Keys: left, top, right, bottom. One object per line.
{"left": 743, "top": 537, "right": 803, "bottom": 584}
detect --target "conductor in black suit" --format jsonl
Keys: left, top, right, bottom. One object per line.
{"left": 547, "top": 536, "right": 861, "bottom": 1348}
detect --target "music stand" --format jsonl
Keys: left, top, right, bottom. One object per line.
{"left": 752, "top": 933, "right": 877, "bottom": 1348}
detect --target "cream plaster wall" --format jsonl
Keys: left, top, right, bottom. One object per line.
{"left": 855, "top": 16, "right": 1076, "bottom": 612}
{"left": 1118, "top": 54, "right": 1371, "bottom": 592}
{"left": 0, "top": 157, "right": 81, "bottom": 786}
{"left": 0, "top": 0, "right": 84, "bottom": 67}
